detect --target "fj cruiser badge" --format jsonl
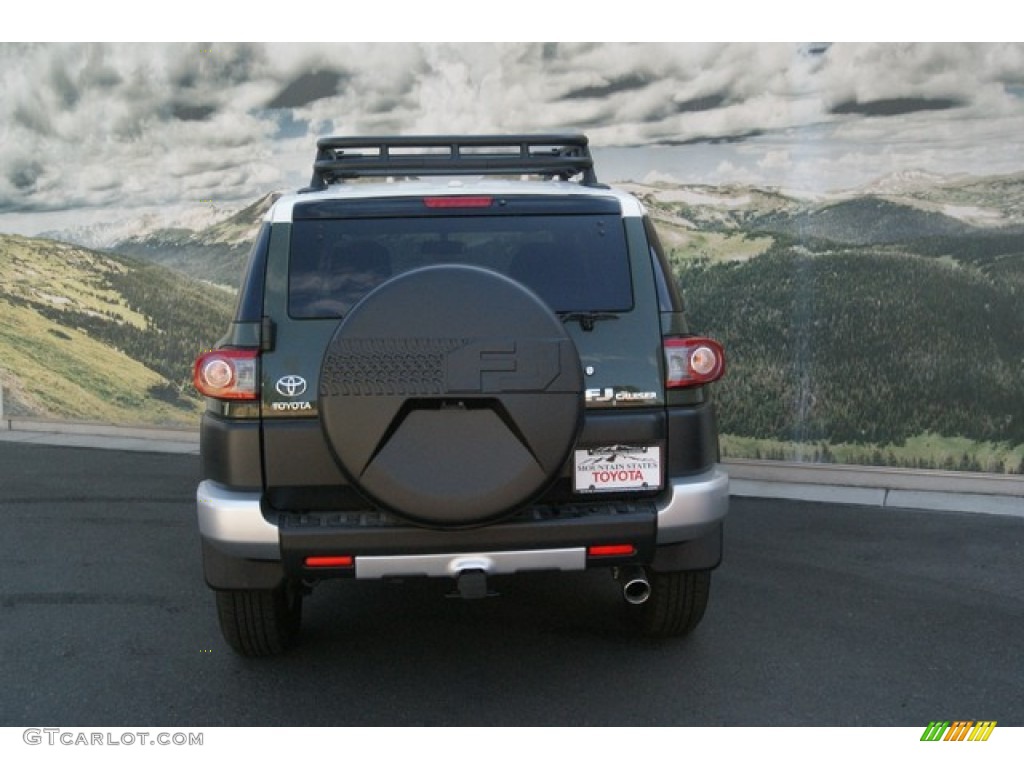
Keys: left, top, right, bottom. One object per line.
{"left": 585, "top": 387, "right": 657, "bottom": 403}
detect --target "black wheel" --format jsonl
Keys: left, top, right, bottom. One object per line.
{"left": 628, "top": 568, "right": 711, "bottom": 638}
{"left": 319, "top": 264, "right": 583, "bottom": 527}
{"left": 215, "top": 581, "right": 303, "bottom": 657}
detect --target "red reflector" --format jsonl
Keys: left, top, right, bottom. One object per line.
{"left": 304, "top": 556, "right": 354, "bottom": 568}
{"left": 588, "top": 544, "right": 636, "bottom": 557}
{"left": 423, "top": 196, "right": 493, "bottom": 208}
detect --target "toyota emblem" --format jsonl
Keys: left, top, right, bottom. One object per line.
{"left": 275, "top": 375, "right": 308, "bottom": 397}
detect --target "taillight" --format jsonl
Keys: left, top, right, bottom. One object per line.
{"left": 664, "top": 337, "right": 725, "bottom": 388}
{"left": 193, "top": 349, "right": 259, "bottom": 400}
{"left": 423, "top": 196, "right": 493, "bottom": 208}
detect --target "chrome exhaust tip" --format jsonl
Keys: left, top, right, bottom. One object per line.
{"left": 616, "top": 566, "right": 651, "bottom": 605}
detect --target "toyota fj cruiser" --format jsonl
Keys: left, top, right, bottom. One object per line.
{"left": 194, "top": 135, "right": 728, "bottom": 656}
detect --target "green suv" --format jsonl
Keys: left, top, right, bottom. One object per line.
{"left": 194, "top": 135, "right": 728, "bottom": 656}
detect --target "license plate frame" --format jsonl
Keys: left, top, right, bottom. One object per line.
{"left": 573, "top": 445, "right": 663, "bottom": 493}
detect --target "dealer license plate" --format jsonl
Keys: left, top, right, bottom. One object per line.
{"left": 573, "top": 445, "right": 662, "bottom": 493}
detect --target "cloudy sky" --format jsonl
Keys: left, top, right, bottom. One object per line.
{"left": 2, "top": 41, "right": 1024, "bottom": 235}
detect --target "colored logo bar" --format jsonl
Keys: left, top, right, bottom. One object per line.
{"left": 920, "top": 721, "right": 997, "bottom": 741}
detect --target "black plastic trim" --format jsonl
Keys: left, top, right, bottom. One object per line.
{"left": 666, "top": 400, "right": 721, "bottom": 476}
{"left": 293, "top": 195, "right": 622, "bottom": 220}
{"left": 202, "top": 540, "right": 285, "bottom": 591}
{"left": 200, "top": 413, "right": 262, "bottom": 490}
{"left": 651, "top": 523, "right": 722, "bottom": 571}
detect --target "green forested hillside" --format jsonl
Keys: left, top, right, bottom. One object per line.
{"left": 111, "top": 238, "right": 252, "bottom": 288}
{"left": 751, "top": 197, "right": 974, "bottom": 245}
{"left": 903, "top": 231, "right": 1024, "bottom": 290}
{"left": 676, "top": 245, "right": 1024, "bottom": 457}
{"left": 0, "top": 234, "right": 234, "bottom": 425}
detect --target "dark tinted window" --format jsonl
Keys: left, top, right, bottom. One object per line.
{"left": 288, "top": 214, "right": 632, "bottom": 318}
{"left": 643, "top": 216, "right": 683, "bottom": 312}
{"left": 234, "top": 223, "right": 270, "bottom": 322}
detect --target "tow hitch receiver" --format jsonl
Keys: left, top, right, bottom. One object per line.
{"left": 450, "top": 569, "right": 492, "bottom": 600}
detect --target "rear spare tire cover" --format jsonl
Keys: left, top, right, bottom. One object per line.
{"left": 319, "top": 264, "right": 584, "bottom": 527}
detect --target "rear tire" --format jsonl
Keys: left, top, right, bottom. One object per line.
{"left": 629, "top": 568, "right": 711, "bottom": 638}
{"left": 215, "top": 581, "right": 303, "bottom": 657}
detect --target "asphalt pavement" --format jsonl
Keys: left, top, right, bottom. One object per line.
{"left": 1, "top": 440, "right": 1021, "bottom": 726}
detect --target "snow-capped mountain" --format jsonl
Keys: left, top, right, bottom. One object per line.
{"left": 39, "top": 202, "right": 240, "bottom": 250}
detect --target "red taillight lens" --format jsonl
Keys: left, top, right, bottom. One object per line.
{"left": 664, "top": 337, "right": 725, "bottom": 388}
{"left": 304, "top": 556, "right": 354, "bottom": 568}
{"left": 588, "top": 544, "right": 636, "bottom": 558}
{"left": 193, "top": 349, "right": 259, "bottom": 400}
{"left": 423, "top": 196, "right": 493, "bottom": 208}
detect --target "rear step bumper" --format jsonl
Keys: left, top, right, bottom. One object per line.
{"left": 196, "top": 465, "right": 729, "bottom": 566}
{"left": 357, "top": 548, "right": 586, "bottom": 579}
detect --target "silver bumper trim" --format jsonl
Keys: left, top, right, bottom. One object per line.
{"left": 196, "top": 480, "right": 278, "bottom": 559}
{"left": 655, "top": 465, "right": 730, "bottom": 544}
{"left": 356, "top": 548, "right": 586, "bottom": 579}
{"left": 197, "top": 464, "right": 728, "bottom": 563}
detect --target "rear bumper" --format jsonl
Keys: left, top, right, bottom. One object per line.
{"left": 197, "top": 481, "right": 277, "bottom": 559}
{"left": 654, "top": 465, "right": 729, "bottom": 544}
{"left": 197, "top": 465, "right": 729, "bottom": 579}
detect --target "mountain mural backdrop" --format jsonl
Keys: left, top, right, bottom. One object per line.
{"left": 630, "top": 171, "right": 1024, "bottom": 473}
{"left": 3, "top": 173, "right": 1022, "bottom": 472}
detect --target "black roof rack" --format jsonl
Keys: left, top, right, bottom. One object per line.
{"left": 302, "top": 134, "right": 599, "bottom": 191}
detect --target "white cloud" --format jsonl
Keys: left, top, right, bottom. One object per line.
{"left": 758, "top": 150, "right": 792, "bottom": 172}
{"left": 1, "top": 42, "right": 1023, "bottom": 233}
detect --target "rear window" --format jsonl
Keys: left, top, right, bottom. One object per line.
{"left": 288, "top": 212, "right": 633, "bottom": 319}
